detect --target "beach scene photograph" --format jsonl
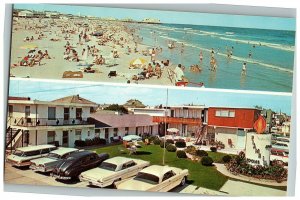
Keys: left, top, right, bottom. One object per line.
{"left": 5, "top": 79, "right": 292, "bottom": 196}
{"left": 9, "top": 4, "right": 296, "bottom": 92}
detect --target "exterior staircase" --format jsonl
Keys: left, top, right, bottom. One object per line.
{"left": 194, "top": 124, "right": 207, "bottom": 145}
{"left": 6, "top": 128, "right": 22, "bottom": 150}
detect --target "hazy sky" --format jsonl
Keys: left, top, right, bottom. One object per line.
{"left": 14, "top": 4, "right": 296, "bottom": 31}
{"left": 9, "top": 79, "right": 292, "bottom": 115}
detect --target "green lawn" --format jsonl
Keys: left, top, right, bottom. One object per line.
{"left": 92, "top": 144, "right": 228, "bottom": 191}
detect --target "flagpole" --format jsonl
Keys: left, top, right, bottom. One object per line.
{"left": 163, "top": 88, "right": 168, "bottom": 166}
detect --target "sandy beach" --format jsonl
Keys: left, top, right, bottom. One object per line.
{"left": 10, "top": 17, "right": 177, "bottom": 86}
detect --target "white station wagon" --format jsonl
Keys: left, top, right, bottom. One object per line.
{"left": 30, "top": 147, "right": 79, "bottom": 172}
{"left": 79, "top": 157, "right": 150, "bottom": 188}
{"left": 117, "top": 165, "right": 189, "bottom": 192}
{"left": 6, "top": 144, "right": 57, "bottom": 167}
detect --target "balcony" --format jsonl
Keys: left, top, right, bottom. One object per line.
{"left": 153, "top": 116, "right": 201, "bottom": 125}
{"left": 8, "top": 117, "right": 92, "bottom": 127}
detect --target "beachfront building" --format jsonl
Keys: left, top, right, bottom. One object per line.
{"left": 207, "top": 107, "right": 261, "bottom": 150}
{"left": 281, "top": 121, "right": 291, "bottom": 136}
{"left": 18, "top": 10, "right": 34, "bottom": 18}
{"left": 88, "top": 112, "right": 159, "bottom": 143}
{"left": 141, "top": 18, "right": 161, "bottom": 24}
{"left": 150, "top": 106, "right": 207, "bottom": 137}
{"left": 6, "top": 95, "right": 98, "bottom": 149}
{"left": 45, "top": 11, "right": 60, "bottom": 19}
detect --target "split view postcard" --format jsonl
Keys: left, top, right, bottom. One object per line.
{"left": 4, "top": 3, "right": 296, "bottom": 197}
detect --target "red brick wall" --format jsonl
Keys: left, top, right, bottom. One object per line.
{"left": 208, "top": 107, "right": 260, "bottom": 129}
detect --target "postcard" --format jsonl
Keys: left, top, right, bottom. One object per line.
{"left": 9, "top": 4, "right": 296, "bottom": 92}
{"left": 5, "top": 79, "right": 292, "bottom": 196}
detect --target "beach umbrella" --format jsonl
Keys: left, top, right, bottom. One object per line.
{"left": 167, "top": 128, "right": 179, "bottom": 133}
{"left": 20, "top": 44, "right": 38, "bottom": 50}
{"left": 122, "top": 135, "right": 142, "bottom": 141}
{"left": 129, "top": 58, "right": 147, "bottom": 68}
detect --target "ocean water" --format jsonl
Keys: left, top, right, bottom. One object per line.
{"left": 131, "top": 23, "right": 295, "bottom": 92}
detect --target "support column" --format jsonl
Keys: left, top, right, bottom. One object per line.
{"left": 36, "top": 130, "right": 38, "bottom": 145}
{"left": 22, "top": 130, "right": 23, "bottom": 147}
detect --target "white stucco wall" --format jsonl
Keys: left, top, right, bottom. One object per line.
{"left": 215, "top": 132, "right": 238, "bottom": 149}
{"left": 245, "top": 132, "right": 272, "bottom": 166}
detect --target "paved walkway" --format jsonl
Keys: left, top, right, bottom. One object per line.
{"left": 220, "top": 180, "right": 286, "bottom": 196}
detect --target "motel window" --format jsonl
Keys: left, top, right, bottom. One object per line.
{"left": 48, "top": 107, "right": 56, "bottom": 120}
{"left": 215, "top": 110, "right": 235, "bottom": 118}
{"left": 75, "top": 129, "right": 82, "bottom": 140}
{"left": 95, "top": 129, "right": 100, "bottom": 137}
{"left": 113, "top": 128, "right": 118, "bottom": 137}
{"left": 64, "top": 108, "right": 70, "bottom": 120}
{"left": 25, "top": 106, "right": 30, "bottom": 117}
{"left": 76, "top": 108, "right": 82, "bottom": 120}
{"left": 47, "top": 131, "right": 55, "bottom": 143}
{"left": 8, "top": 105, "right": 13, "bottom": 117}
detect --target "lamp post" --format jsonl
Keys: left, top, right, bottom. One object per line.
{"left": 162, "top": 89, "right": 168, "bottom": 166}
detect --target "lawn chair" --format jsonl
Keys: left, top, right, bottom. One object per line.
{"left": 128, "top": 145, "right": 137, "bottom": 155}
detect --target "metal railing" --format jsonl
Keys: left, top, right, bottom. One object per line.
{"left": 10, "top": 117, "right": 92, "bottom": 127}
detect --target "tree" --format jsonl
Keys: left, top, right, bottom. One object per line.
{"left": 104, "top": 104, "right": 128, "bottom": 114}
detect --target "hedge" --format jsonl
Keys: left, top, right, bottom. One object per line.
{"left": 222, "top": 155, "right": 232, "bottom": 163}
{"left": 175, "top": 141, "right": 186, "bottom": 148}
{"left": 166, "top": 144, "right": 177, "bottom": 152}
{"left": 177, "top": 150, "right": 187, "bottom": 158}
{"left": 196, "top": 150, "right": 208, "bottom": 157}
{"left": 201, "top": 156, "right": 214, "bottom": 166}
{"left": 210, "top": 146, "right": 217, "bottom": 152}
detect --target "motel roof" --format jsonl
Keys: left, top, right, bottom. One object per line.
{"left": 52, "top": 95, "right": 97, "bottom": 105}
{"left": 8, "top": 95, "right": 97, "bottom": 107}
{"left": 88, "top": 113, "right": 157, "bottom": 128}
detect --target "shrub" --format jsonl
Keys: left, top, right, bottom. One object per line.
{"left": 147, "top": 135, "right": 158, "bottom": 142}
{"left": 201, "top": 156, "right": 214, "bottom": 166}
{"left": 196, "top": 150, "right": 208, "bottom": 157}
{"left": 166, "top": 139, "right": 175, "bottom": 144}
{"left": 222, "top": 155, "right": 232, "bottom": 163}
{"left": 177, "top": 150, "right": 187, "bottom": 158}
{"left": 166, "top": 144, "right": 177, "bottom": 152}
{"left": 185, "top": 145, "right": 197, "bottom": 155}
{"left": 175, "top": 141, "right": 186, "bottom": 148}
{"left": 160, "top": 140, "right": 171, "bottom": 148}
{"left": 153, "top": 138, "right": 161, "bottom": 145}
{"left": 74, "top": 140, "right": 86, "bottom": 147}
{"left": 210, "top": 146, "right": 217, "bottom": 152}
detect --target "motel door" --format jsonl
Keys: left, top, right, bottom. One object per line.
{"left": 62, "top": 131, "right": 69, "bottom": 147}
{"left": 182, "top": 124, "right": 187, "bottom": 136}
{"left": 237, "top": 129, "right": 246, "bottom": 149}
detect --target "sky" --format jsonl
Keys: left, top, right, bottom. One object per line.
{"left": 13, "top": 4, "right": 296, "bottom": 31}
{"left": 8, "top": 80, "right": 292, "bottom": 115}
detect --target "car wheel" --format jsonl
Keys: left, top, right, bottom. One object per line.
{"left": 180, "top": 176, "right": 186, "bottom": 186}
{"left": 113, "top": 178, "right": 121, "bottom": 188}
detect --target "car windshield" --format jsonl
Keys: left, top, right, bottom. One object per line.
{"left": 134, "top": 172, "right": 159, "bottom": 184}
{"left": 47, "top": 153, "right": 60, "bottom": 159}
{"left": 99, "top": 162, "right": 117, "bottom": 171}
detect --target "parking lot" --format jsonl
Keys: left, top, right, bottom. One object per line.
{"left": 4, "top": 162, "right": 286, "bottom": 196}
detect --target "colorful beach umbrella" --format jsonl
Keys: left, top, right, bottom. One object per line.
{"left": 129, "top": 58, "right": 147, "bottom": 68}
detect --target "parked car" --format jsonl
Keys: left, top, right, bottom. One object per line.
{"left": 30, "top": 147, "right": 79, "bottom": 172}
{"left": 6, "top": 144, "right": 57, "bottom": 167}
{"left": 79, "top": 157, "right": 150, "bottom": 187}
{"left": 51, "top": 151, "right": 109, "bottom": 180}
{"left": 117, "top": 165, "right": 188, "bottom": 192}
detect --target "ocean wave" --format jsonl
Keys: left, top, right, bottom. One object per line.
{"left": 219, "top": 37, "right": 295, "bottom": 52}
{"left": 159, "top": 35, "right": 293, "bottom": 73}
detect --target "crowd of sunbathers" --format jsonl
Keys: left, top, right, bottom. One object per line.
{"left": 19, "top": 49, "right": 51, "bottom": 67}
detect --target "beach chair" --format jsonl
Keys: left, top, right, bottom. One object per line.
{"left": 167, "top": 68, "right": 175, "bottom": 83}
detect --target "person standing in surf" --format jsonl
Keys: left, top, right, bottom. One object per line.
{"left": 199, "top": 51, "right": 203, "bottom": 63}
{"left": 241, "top": 62, "right": 247, "bottom": 75}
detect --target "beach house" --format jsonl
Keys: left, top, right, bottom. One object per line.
{"left": 207, "top": 107, "right": 261, "bottom": 150}
{"left": 6, "top": 95, "right": 98, "bottom": 149}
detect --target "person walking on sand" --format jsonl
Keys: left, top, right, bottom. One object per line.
{"left": 174, "top": 64, "right": 185, "bottom": 83}
{"left": 241, "top": 62, "right": 247, "bottom": 75}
